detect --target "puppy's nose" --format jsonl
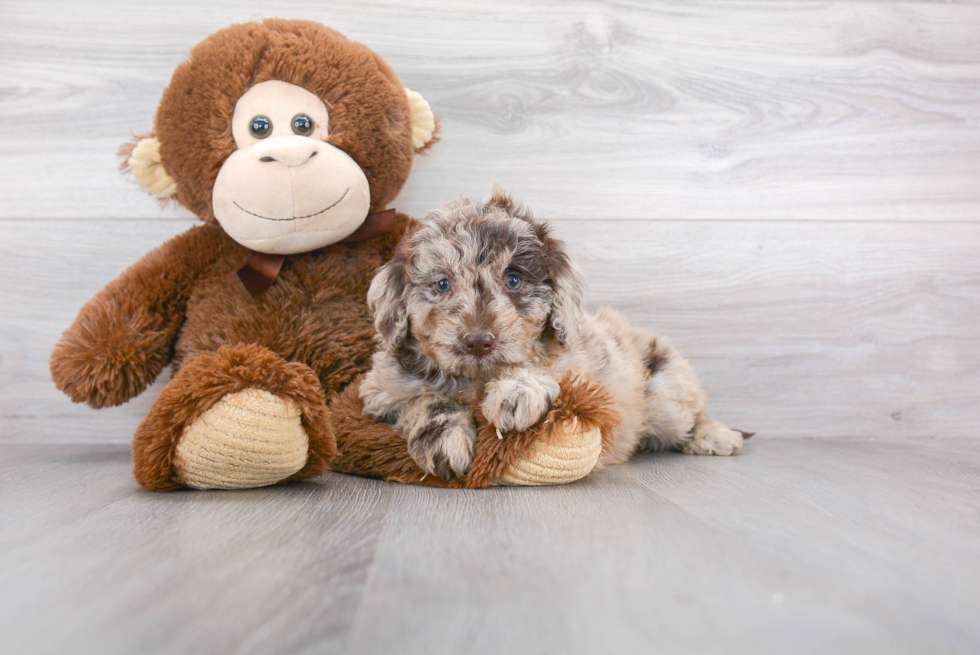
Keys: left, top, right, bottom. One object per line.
{"left": 463, "top": 333, "right": 496, "bottom": 357}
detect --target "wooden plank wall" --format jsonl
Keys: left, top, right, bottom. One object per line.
{"left": 1, "top": 0, "right": 978, "bottom": 442}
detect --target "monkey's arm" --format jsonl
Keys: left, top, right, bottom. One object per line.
{"left": 359, "top": 352, "right": 477, "bottom": 479}
{"left": 50, "top": 223, "right": 232, "bottom": 408}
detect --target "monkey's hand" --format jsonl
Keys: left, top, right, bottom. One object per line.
{"left": 50, "top": 301, "right": 173, "bottom": 409}
{"left": 50, "top": 224, "right": 229, "bottom": 408}
{"left": 481, "top": 368, "right": 561, "bottom": 434}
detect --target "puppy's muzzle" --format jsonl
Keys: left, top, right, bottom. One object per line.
{"left": 463, "top": 333, "right": 496, "bottom": 358}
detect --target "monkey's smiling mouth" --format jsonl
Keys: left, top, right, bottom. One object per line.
{"left": 233, "top": 188, "right": 349, "bottom": 221}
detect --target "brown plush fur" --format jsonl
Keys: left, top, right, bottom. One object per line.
{"left": 330, "top": 371, "right": 619, "bottom": 489}
{"left": 50, "top": 224, "right": 232, "bottom": 408}
{"left": 51, "top": 215, "right": 409, "bottom": 406}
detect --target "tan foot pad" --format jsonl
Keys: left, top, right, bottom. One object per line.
{"left": 174, "top": 389, "right": 309, "bottom": 490}
{"left": 497, "top": 417, "right": 603, "bottom": 486}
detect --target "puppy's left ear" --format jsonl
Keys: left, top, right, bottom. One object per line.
{"left": 540, "top": 227, "right": 587, "bottom": 346}
{"left": 367, "top": 254, "right": 409, "bottom": 351}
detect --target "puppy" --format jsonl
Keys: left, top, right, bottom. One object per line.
{"left": 360, "top": 190, "right": 746, "bottom": 479}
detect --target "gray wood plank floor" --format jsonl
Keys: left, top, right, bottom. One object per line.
{"left": 2, "top": 439, "right": 978, "bottom": 654}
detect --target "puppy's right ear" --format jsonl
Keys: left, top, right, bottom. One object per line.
{"left": 367, "top": 255, "right": 409, "bottom": 351}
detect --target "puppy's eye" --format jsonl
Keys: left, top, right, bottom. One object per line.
{"left": 505, "top": 272, "right": 522, "bottom": 290}
{"left": 435, "top": 278, "right": 451, "bottom": 293}
{"left": 292, "top": 114, "right": 314, "bottom": 136}
{"left": 249, "top": 116, "right": 272, "bottom": 138}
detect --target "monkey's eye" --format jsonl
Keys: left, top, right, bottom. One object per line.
{"left": 292, "top": 114, "right": 314, "bottom": 136}
{"left": 505, "top": 272, "right": 522, "bottom": 290}
{"left": 249, "top": 116, "right": 272, "bottom": 139}
{"left": 435, "top": 279, "right": 451, "bottom": 294}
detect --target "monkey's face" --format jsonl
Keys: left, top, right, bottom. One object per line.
{"left": 211, "top": 80, "right": 372, "bottom": 254}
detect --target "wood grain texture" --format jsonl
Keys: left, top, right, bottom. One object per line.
{"left": 3, "top": 218, "right": 977, "bottom": 442}
{"left": 0, "top": 443, "right": 395, "bottom": 655}
{"left": 1, "top": 0, "right": 979, "bottom": 220}
{"left": 2, "top": 439, "right": 978, "bottom": 654}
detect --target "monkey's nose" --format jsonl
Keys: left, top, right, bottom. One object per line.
{"left": 253, "top": 135, "right": 319, "bottom": 167}
{"left": 463, "top": 333, "right": 496, "bottom": 357}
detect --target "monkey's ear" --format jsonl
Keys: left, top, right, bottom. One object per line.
{"left": 118, "top": 134, "right": 177, "bottom": 199}
{"left": 405, "top": 88, "right": 439, "bottom": 153}
{"left": 367, "top": 255, "right": 410, "bottom": 351}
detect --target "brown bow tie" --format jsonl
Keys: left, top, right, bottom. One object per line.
{"left": 237, "top": 208, "right": 397, "bottom": 298}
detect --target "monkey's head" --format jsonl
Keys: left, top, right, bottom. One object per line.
{"left": 122, "top": 20, "right": 437, "bottom": 254}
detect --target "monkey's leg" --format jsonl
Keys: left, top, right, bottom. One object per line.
{"left": 132, "top": 344, "right": 335, "bottom": 491}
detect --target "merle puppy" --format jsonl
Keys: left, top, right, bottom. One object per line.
{"left": 360, "top": 190, "right": 745, "bottom": 479}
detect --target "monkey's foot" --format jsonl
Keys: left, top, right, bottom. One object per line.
{"left": 496, "top": 415, "right": 603, "bottom": 486}
{"left": 174, "top": 389, "right": 309, "bottom": 489}
{"left": 132, "top": 344, "right": 335, "bottom": 492}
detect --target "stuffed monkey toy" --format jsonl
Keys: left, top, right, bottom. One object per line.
{"left": 50, "top": 20, "right": 618, "bottom": 491}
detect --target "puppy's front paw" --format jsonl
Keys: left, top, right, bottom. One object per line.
{"left": 406, "top": 414, "right": 477, "bottom": 480}
{"left": 482, "top": 373, "right": 560, "bottom": 433}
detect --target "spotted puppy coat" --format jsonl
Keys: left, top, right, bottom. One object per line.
{"left": 359, "top": 190, "right": 745, "bottom": 480}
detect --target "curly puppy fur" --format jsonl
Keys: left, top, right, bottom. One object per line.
{"left": 359, "top": 189, "right": 746, "bottom": 480}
